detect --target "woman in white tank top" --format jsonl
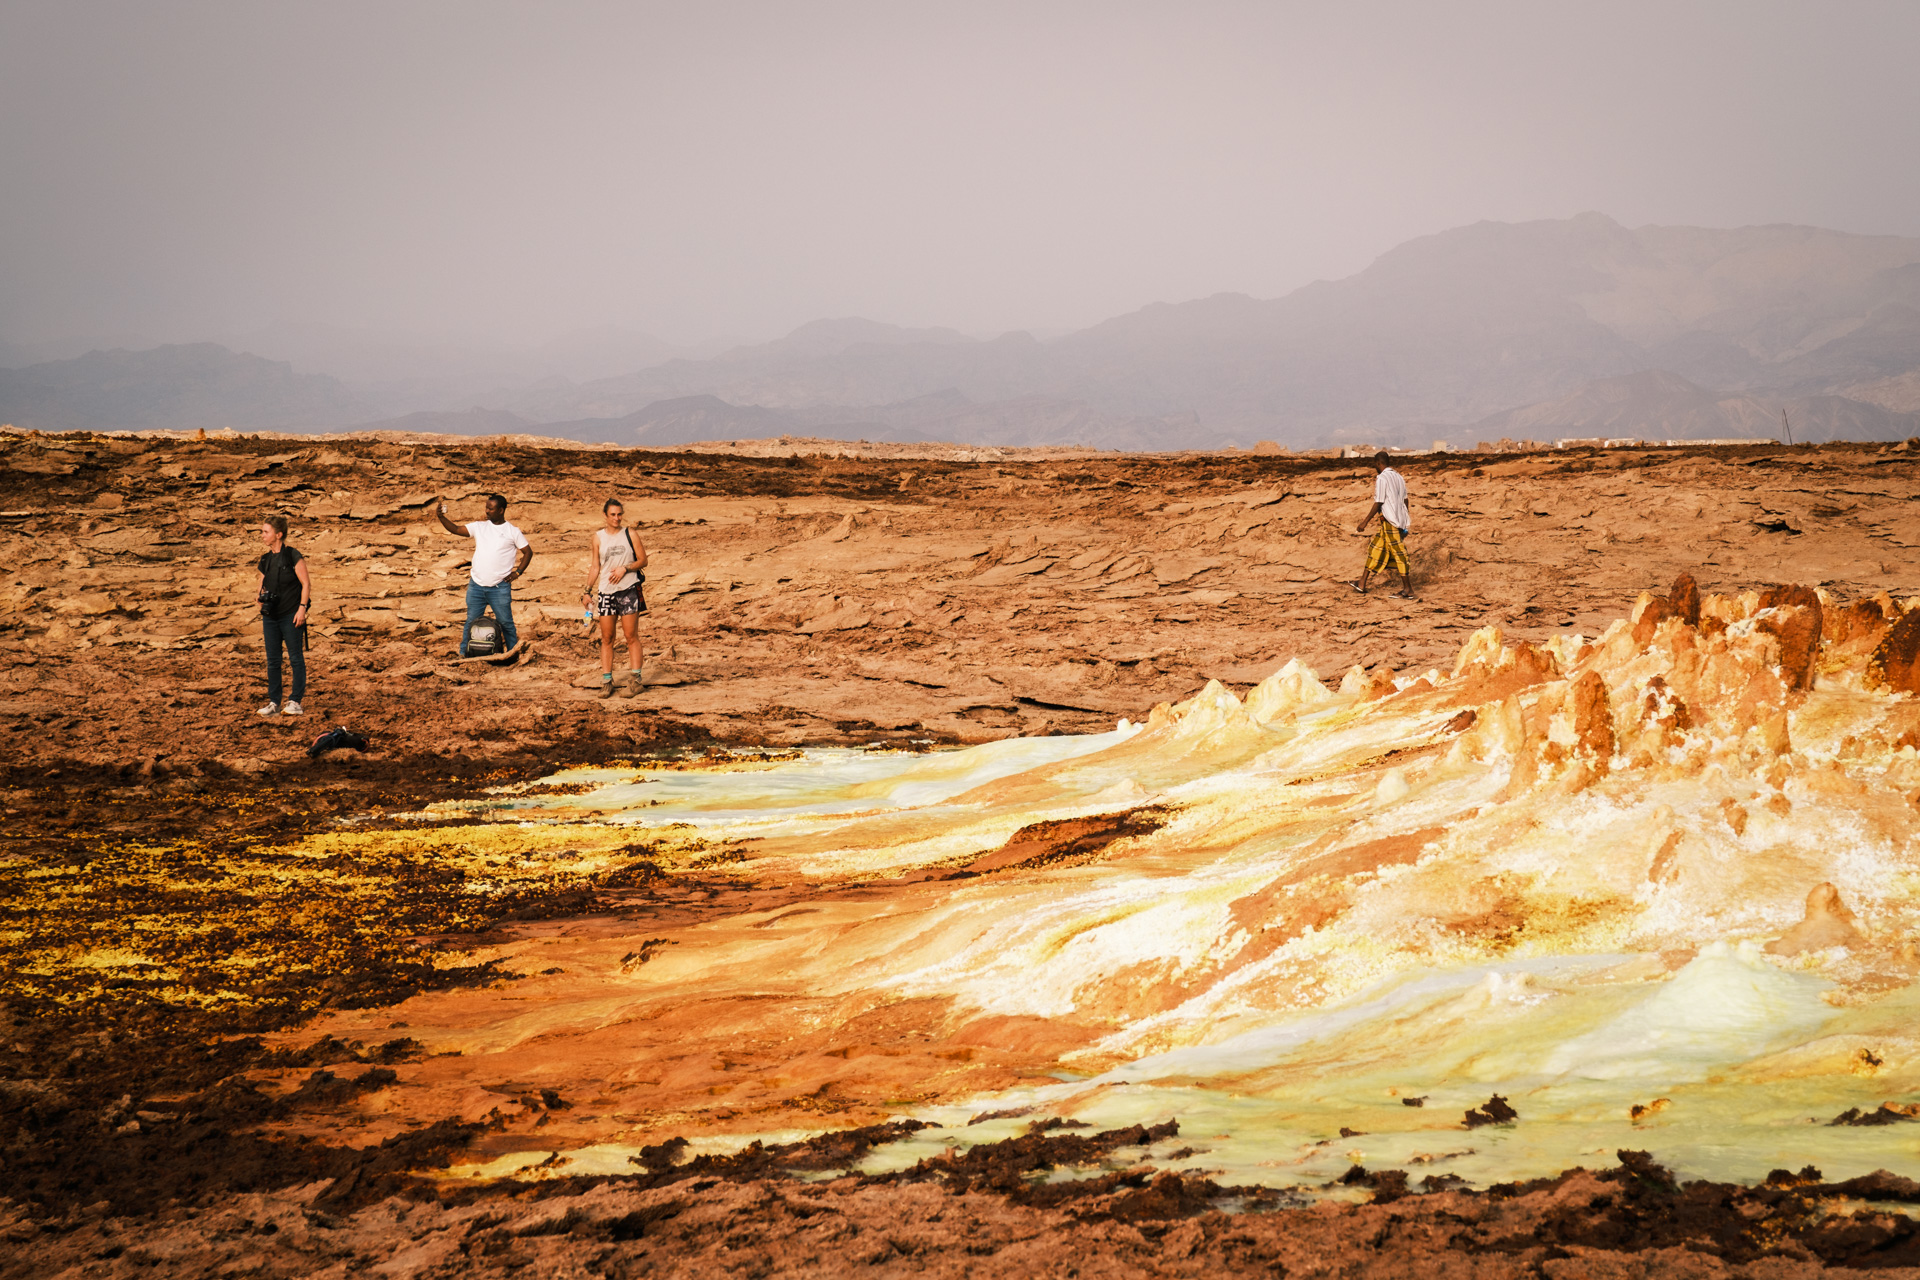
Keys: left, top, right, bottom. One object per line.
{"left": 582, "top": 497, "right": 649, "bottom": 697}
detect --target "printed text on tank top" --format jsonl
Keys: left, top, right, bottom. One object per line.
{"left": 596, "top": 528, "right": 640, "bottom": 592}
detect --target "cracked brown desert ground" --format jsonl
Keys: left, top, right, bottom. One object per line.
{"left": 4, "top": 428, "right": 1920, "bottom": 1276}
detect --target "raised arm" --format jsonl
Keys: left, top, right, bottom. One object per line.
{"left": 434, "top": 499, "right": 466, "bottom": 537}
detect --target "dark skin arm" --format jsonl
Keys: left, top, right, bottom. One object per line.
{"left": 438, "top": 495, "right": 531, "bottom": 578}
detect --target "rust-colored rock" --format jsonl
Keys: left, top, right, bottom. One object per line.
{"left": 1668, "top": 571, "right": 1701, "bottom": 627}
{"left": 1766, "top": 882, "right": 1868, "bottom": 956}
{"left": 1570, "top": 670, "right": 1614, "bottom": 765}
{"left": 1869, "top": 609, "right": 1920, "bottom": 695}
{"left": 1631, "top": 594, "right": 1677, "bottom": 646}
{"left": 1455, "top": 640, "right": 1560, "bottom": 704}
{"left": 1825, "top": 593, "right": 1901, "bottom": 648}
{"left": 1757, "top": 583, "right": 1823, "bottom": 691}
{"left": 1639, "top": 675, "right": 1691, "bottom": 732}
{"left": 1630, "top": 572, "right": 1701, "bottom": 645}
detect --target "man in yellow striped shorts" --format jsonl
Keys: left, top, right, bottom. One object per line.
{"left": 1353, "top": 452, "right": 1416, "bottom": 599}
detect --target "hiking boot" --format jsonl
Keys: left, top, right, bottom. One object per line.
{"left": 620, "top": 671, "right": 643, "bottom": 698}
{"left": 282, "top": 700, "right": 303, "bottom": 716}
{"left": 596, "top": 676, "right": 615, "bottom": 699}
{"left": 257, "top": 702, "right": 279, "bottom": 716}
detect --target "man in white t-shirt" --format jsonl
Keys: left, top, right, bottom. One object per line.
{"left": 1353, "top": 453, "right": 1415, "bottom": 599}
{"left": 436, "top": 493, "right": 534, "bottom": 656}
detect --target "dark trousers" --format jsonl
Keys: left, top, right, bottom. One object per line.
{"left": 263, "top": 614, "right": 306, "bottom": 704}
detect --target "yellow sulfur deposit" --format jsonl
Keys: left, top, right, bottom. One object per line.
{"left": 308, "top": 579, "right": 1920, "bottom": 1188}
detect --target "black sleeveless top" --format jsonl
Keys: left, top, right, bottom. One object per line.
{"left": 257, "top": 547, "right": 305, "bottom": 619}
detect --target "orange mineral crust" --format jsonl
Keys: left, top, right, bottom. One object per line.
{"left": 255, "top": 573, "right": 1920, "bottom": 1197}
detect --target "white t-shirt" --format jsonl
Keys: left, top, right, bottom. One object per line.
{"left": 1374, "top": 468, "right": 1410, "bottom": 532}
{"left": 467, "top": 519, "right": 530, "bottom": 586}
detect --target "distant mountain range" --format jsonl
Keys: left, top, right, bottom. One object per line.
{"left": 7, "top": 213, "right": 1920, "bottom": 448}
{"left": 352, "top": 390, "right": 1193, "bottom": 451}
{"left": 1469, "top": 369, "right": 1920, "bottom": 445}
{"left": 0, "top": 343, "right": 372, "bottom": 432}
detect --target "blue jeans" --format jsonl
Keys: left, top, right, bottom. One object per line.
{"left": 462, "top": 581, "right": 518, "bottom": 656}
{"left": 262, "top": 614, "right": 306, "bottom": 704}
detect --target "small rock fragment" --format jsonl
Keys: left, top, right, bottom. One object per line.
{"left": 1827, "top": 1103, "right": 1920, "bottom": 1127}
{"left": 1763, "top": 1165, "right": 1824, "bottom": 1187}
{"left": 1463, "top": 1095, "right": 1517, "bottom": 1128}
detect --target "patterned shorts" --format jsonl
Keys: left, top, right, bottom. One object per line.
{"left": 1365, "top": 523, "right": 1410, "bottom": 576}
{"left": 596, "top": 583, "right": 647, "bottom": 616}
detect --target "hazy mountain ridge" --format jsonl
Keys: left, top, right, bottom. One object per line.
{"left": 1470, "top": 368, "right": 1920, "bottom": 445}
{"left": 225, "top": 321, "right": 686, "bottom": 417}
{"left": 483, "top": 322, "right": 1057, "bottom": 423}
{"left": 0, "top": 344, "right": 373, "bottom": 432}
{"left": 7, "top": 215, "right": 1920, "bottom": 448}
{"left": 476, "top": 214, "right": 1920, "bottom": 441}
{"left": 347, "top": 390, "right": 1209, "bottom": 451}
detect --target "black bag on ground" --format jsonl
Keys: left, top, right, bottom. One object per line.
{"left": 309, "top": 726, "right": 368, "bottom": 758}
{"left": 307, "top": 725, "right": 366, "bottom": 756}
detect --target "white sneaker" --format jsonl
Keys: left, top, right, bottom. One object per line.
{"left": 257, "top": 702, "right": 280, "bottom": 716}
{"left": 282, "top": 700, "right": 303, "bottom": 716}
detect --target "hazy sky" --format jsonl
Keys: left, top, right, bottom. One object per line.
{"left": 4, "top": 0, "right": 1918, "bottom": 358}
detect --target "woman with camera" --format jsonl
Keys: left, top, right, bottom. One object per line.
{"left": 255, "top": 513, "right": 313, "bottom": 716}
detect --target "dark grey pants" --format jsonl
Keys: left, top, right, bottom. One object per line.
{"left": 262, "top": 614, "right": 306, "bottom": 704}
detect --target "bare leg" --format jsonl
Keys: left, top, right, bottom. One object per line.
{"left": 623, "top": 614, "right": 642, "bottom": 675}
{"left": 596, "top": 614, "right": 617, "bottom": 696}
{"left": 620, "top": 613, "right": 644, "bottom": 697}
{"left": 598, "top": 614, "right": 616, "bottom": 674}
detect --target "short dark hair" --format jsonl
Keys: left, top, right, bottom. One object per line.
{"left": 1373, "top": 452, "right": 1390, "bottom": 466}
{"left": 603, "top": 497, "right": 623, "bottom": 513}
{"left": 487, "top": 493, "right": 508, "bottom": 510}
{"left": 261, "top": 513, "right": 289, "bottom": 537}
